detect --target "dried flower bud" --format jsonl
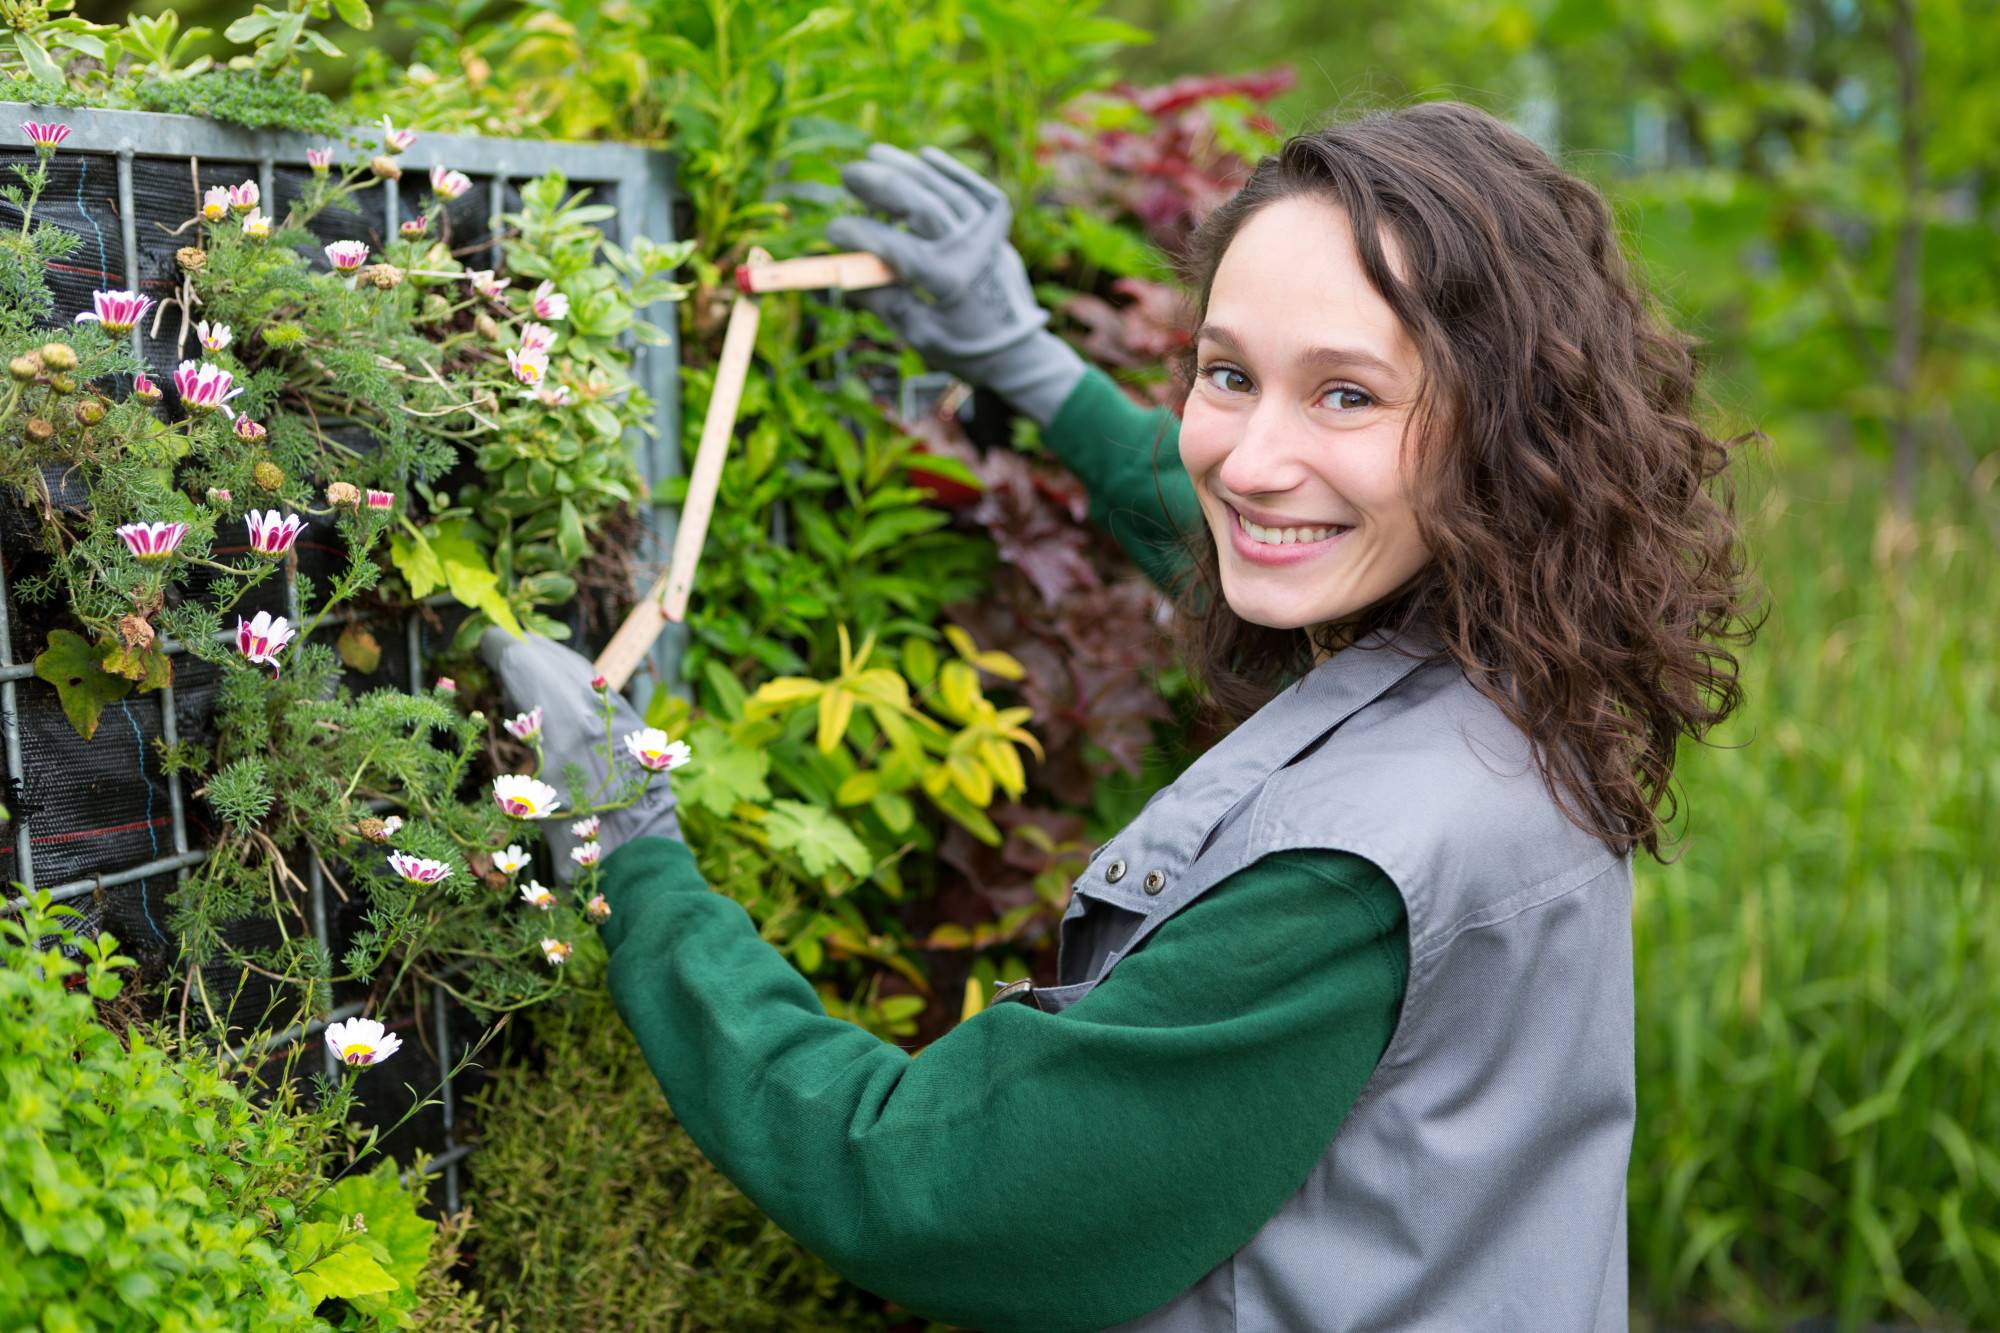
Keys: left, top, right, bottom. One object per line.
{"left": 177, "top": 246, "right": 207, "bottom": 273}
{"left": 25, "top": 417, "right": 55, "bottom": 445}
{"left": 356, "top": 816, "right": 388, "bottom": 842}
{"left": 46, "top": 375, "right": 74, "bottom": 395}
{"left": 117, "top": 613, "right": 156, "bottom": 649}
{"left": 38, "top": 343, "right": 78, "bottom": 372}
{"left": 326, "top": 481, "right": 362, "bottom": 509}
{"left": 360, "top": 264, "right": 405, "bottom": 290}
{"left": 253, "top": 460, "right": 285, "bottom": 491}
{"left": 9, "top": 354, "right": 39, "bottom": 382}
{"left": 73, "top": 397, "right": 106, "bottom": 427}
{"left": 474, "top": 312, "right": 501, "bottom": 342}
{"left": 369, "top": 155, "right": 403, "bottom": 181}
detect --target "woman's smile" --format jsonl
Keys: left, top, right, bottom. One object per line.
{"left": 1225, "top": 503, "right": 1352, "bottom": 564}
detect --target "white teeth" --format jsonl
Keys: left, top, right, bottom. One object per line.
{"left": 1236, "top": 514, "right": 1341, "bottom": 546}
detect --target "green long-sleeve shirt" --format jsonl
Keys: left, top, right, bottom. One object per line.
{"left": 600, "top": 366, "right": 1413, "bottom": 1330}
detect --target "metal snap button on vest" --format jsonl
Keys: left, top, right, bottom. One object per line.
{"left": 1105, "top": 859, "right": 1126, "bottom": 883}
{"left": 1143, "top": 870, "right": 1165, "bottom": 895}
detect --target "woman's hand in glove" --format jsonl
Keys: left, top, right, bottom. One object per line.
{"left": 827, "top": 144, "right": 1085, "bottom": 425}
{"left": 479, "top": 629, "right": 681, "bottom": 879}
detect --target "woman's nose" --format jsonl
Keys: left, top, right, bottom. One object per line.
{"left": 1215, "top": 397, "right": 1310, "bottom": 499}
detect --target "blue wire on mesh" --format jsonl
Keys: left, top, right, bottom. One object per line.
{"left": 121, "top": 697, "right": 167, "bottom": 942}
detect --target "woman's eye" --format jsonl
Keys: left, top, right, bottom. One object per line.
{"left": 1323, "top": 386, "right": 1373, "bottom": 411}
{"left": 1204, "top": 366, "right": 1252, "bottom": 394}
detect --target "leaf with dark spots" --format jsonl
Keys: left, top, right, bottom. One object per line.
{"left": 35, "top": 630, "right": 135, "bottom": 741}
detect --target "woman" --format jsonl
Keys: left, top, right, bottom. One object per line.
{"left": 486, "top": 103, "right": 1751, "bottom": 1331}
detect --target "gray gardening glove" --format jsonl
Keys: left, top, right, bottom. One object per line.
{"left": 827, "top": 144, "right": 1086, "bottom": 425}
{"left": 479, "top": 629, "right": 680, "bottom": 880}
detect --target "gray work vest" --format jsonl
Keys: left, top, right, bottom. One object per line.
{"left": 1036, "top": 635, "right": 1634, "bottom": 1332}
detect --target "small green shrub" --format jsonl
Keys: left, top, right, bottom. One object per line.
{"left": 0, "top": 893, "right": 323, "bottom": 1331}
{"left": 466, "top": 979, "right": 880, "bottom": 1332}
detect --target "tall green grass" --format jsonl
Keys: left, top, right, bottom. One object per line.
{"left": 1631, "top": 462, "right": 2000, "bottom": 1331}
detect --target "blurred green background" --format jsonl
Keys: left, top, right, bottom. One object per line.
{"left": 24, "top": 0, "right": 2000, "bottom": 1326}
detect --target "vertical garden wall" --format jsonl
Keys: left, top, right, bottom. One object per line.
{"left": 0, "top": 100, "right": 678, "bottom": 1208}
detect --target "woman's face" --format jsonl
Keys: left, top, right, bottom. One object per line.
{"left": 1179, "top": 196, "right": 1432, "bottom": 631}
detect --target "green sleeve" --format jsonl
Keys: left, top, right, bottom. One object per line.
{"left": 1042, "top": 364, "right": 1201, "bottom": 592}
{"left": 599, "top": 836, "right": 1408, "bottom": 1333}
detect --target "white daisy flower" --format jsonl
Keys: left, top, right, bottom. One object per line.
{"left": 493, "top": 774, "right": 560, "bottom": 819}
{"left": 324, "top": 1015, "right": 401, "bottom": 1067}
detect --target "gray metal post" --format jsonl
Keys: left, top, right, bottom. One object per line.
{"left": 433, "top": 982, "right": 459, "bottom": 1212}
{"left": 116, "top": 149, "right": 141, "bottom": 364}
{"left": 0, "top": 554, "right": 31, "bottom": 893}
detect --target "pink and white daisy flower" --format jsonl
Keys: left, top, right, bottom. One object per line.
{"left": 227, "top": 181, "right": 259, "bottom": 214}
{"left": 234, "top": 417, "right": 267, "bottom": 442}
{"left": 245, "top": 510, "right": 304, "bottom": 558}
{"left": 75, "top": 290, "right": 153, "bottom": 336}
{"left": 492, "top": 845, "right": 531, "bottom": 876}
{"left": 570, "top": 841, "right": 602, "bottom": 868}
{"left": 517, "top": 322, "right": 556, "bottom": 355}
{"left": 202, "top": 186, "right": 230, "bottom": 221}
{"left": 540, "top": 938, "right": 571, "bottom": 966}
{"left": 365, "top": 490, "right": 394, "bottom": 510}
{"left": 240, "top": 209, "right": 271, "bottom": 240}
{"left": 519, "top": 880, "right": 556, "bottom": 910}
{"left": 570, "top": 816, "right": 600, "bottom": 840}
{"left": 235, "top": 610, "right": 295, "bottom": 669}
{"left": 196, "top": 320, "right": 231, "bottom": 352}
{"left": 378, "top": 116, "right": 418, "bottom": 153}
{"left": 132, "top": 371, "right": 162, "bottom": 403}
{"left": 324, "top": 1016, "right": 400, "bottom": 1067}
{"left": 530, "top": 281, "right": 569, "bottom": 321}
{"left": 387, "top": 850, "right": 453, "bottom": 885}
{"left": 506, "top": 346, "right": 548, "bottom": 387}
{"left": 493, "top": 774, "right": 560, "bottom": 819}
{"left": 116, "top": 521, "right": 189, "bottom": 563}
{"left": 624, "top": 729, "right": 692, "bottom": 773}
{"left": 469, "top": 270, "right": 510, "bottom": 299}
{"left": 325, "top": 240, "right": 370, "bottom": 275}
{"left": 21, "top": 121, "right": 69, "bottom": 148}
{"left": 502, "top": 707, "right": 543, "bottom": 741}
{"left": 585, "top": 893, "right": 611, "bottom": 922}
{"left": 306, "top": 147, "right": 334, "bottom": 174}
{"left": 429, "top": 165, "right": 473, "bottom": 199}
{"left": 173, "top": 360, "right": 244, "bottom": 418}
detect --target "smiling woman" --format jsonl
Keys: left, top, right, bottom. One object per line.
{"left": 517, "top": 105, "right": 1757, "bottom": 1333}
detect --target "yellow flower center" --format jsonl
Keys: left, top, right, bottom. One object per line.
{"left": 342, "top": 1043, "right": 375, "bottom": 1063}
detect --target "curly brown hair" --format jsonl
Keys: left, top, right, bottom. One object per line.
{"left": 1171, "top": 102, "right": 1756, "bottom": 859}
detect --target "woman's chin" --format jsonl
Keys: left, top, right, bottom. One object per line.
{"left": 1218, "top": 574, "right": 1338, "bottom": 630}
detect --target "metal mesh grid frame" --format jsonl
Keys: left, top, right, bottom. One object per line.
{"left": 0, "top": 102, "right": 682, "bottom": 1210}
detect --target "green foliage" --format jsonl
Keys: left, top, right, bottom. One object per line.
{"left": 465, "top": 982, "right": 882, "bottom": 1333}
{"left": 1631, "top": 463, "right": 2000, "bottom": 1330}
{"left": 1, "top": 0, "right": 363, "bottom": 131}
{"left": 297, "top": 1161, "right": 436, "bottom": 1328}
{"left": 0, "top": 893, "right": 324, "bottom": 1330}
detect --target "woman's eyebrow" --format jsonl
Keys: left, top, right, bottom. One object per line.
{"left": 1195, "top": 324, "right": 1405, "bottom": 382}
